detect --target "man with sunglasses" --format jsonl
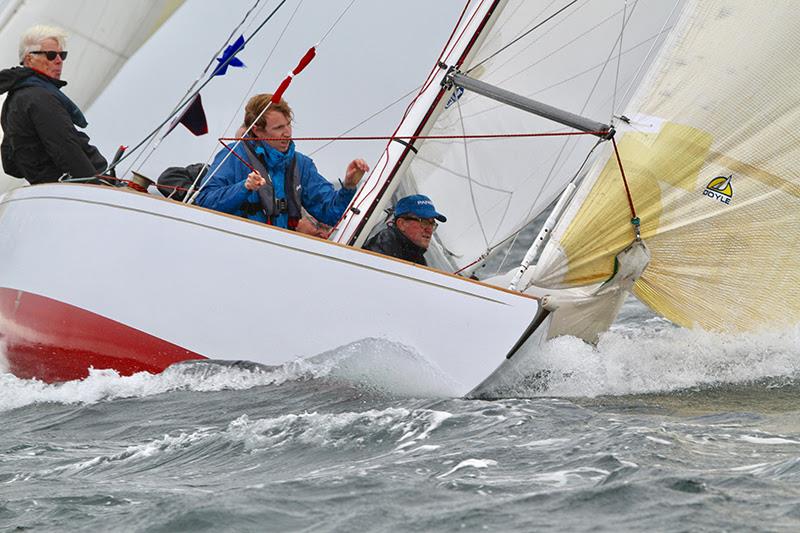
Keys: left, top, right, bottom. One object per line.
{"left": 0, "top": 25, "right": 106, "bottom": 184}
{"left": 363, "top": 194, "right": 446, "bottom": 266}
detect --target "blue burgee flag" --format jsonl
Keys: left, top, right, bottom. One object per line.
{"left": 214, "top": 35, "right": 246, "bottom": 77}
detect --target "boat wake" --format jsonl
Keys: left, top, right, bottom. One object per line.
{"left": 481, "top": 317, "right": 800, "bottom": 398}
{"left": 0, "top": 338, "right": 459, "bottom": 412}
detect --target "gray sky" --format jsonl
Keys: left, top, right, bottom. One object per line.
{"left": 87, "top": 0, "right": 465, "bottom": 184}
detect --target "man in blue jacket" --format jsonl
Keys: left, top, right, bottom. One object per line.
{"left": 195, "top": 93, "right": 368, "bottom": 231}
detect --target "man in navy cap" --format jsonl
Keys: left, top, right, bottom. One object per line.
{"left": 363, "top": 194, "right": 446, "bottom": 266}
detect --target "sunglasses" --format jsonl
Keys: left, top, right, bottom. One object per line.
{"left": 29, "top": 50, "right": 68, "bottom": 61}
{"left": 400, "top": 216, "right": 438, "bottom": 229}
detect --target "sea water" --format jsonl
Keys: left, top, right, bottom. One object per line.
{"left": 2, "top": 298, "right": 800, "bottom": 532}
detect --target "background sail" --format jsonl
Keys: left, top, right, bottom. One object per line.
{"left": 535, "top": 0, "right": 800, "bottom": 332}
{"left": 0, "top": 0, "right": 183, "bottom": 191}
{"left": 346, "top": 0, "right": 682, "bottom": 273}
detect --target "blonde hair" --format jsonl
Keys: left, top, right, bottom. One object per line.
{"left": 19, "top": 25, "right": 67, "bottom": 63}
{"left": 244, "top": 93, "right": 293, "bottom": 131}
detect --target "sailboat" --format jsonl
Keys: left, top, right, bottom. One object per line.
{"left": 1, "top": 0, "right": 797, "bottom": 398}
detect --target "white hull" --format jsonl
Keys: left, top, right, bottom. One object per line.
{"left": 0, "top": 184, "right": 540, "bottom": 396}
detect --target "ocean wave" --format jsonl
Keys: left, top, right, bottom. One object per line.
{"left": 13, "top": 406, "right": 455, "bottom": 484}
{"left": 225, "top": 407, "right": 453, "bottom": 452}
{"left": 475, "top": 318, "right": 800, "bottom": 398}
{"left": 0, "top": 338, "right": 461, "bottom": 412}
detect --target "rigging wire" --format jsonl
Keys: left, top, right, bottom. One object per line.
{"left": 467, "top": 0, "right": 593, "bottom": 88}
{"left": 335, "top": 1, "right": 497, "bottom": 242}
{"left": 183, "top": 0, "right": 306, "bottom": 201}
{"left": 188, "top": 0, "right": 360, "bottom": 202}
{"left": 130, "top": 0, "right": 277, "bottom": 175}
{"left": 614, "top": 0, "right": 683, "bottom": 114}
{"left": 217, "top": 0, "right": 305, "bottom": 143}
{"left": 308, "top": 85, "right": 422, "bottom": 157}
{"left": 109, "top": 0, "right": 290, "bottom": 175}
{"left": 489, "top": 136, "right": 602, "bottom": 276}
{"left": 318, "top": 0, "right": 358, "bottom": 45}
{"left": 119, "top": 0, "right": 267, "bottom": 176}
{"left": 466, "top": 0, "right": 578, "bottom": 74}
{"left": 505, "top": 1, "right": 641, "bottom": 244}
{"left": 611, "top": 0, "right": 628, "bottom": 120}
{"left": 457, "top": 99, "right": 489, "bottom": 250}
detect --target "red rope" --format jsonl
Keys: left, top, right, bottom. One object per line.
{"left": 611, "top": 136, "right": 636, "bottom": 219}
{"left": 219, "top": 139, "right": 257, "bottom": 173}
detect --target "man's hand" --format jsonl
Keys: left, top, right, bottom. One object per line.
{"left": 296, "top": 217, "right": 332, "bottom": 238}
{"left": 343, "top": 159, "right": 369, "bottom": 189}
{"left": 244, "top": 171, "right": 266, "bottom": 191}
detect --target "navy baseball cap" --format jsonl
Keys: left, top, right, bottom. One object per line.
{"left": 393, "top": 194, "right": 447, "bottom": 222}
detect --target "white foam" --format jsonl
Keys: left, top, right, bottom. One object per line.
{"left": 740, "top": 435, "right": 800, "bottom": 445}
{"left": 313, "top": 338, "right": 462, "bottom": 397}
{"left": 225, "top": 407, "right": 453, "bottom": 451}
{"left": 0, "top": 338, "right": 463, "bottom": 411}
{"left": 499, "top": 315, "right": 800, "bottom": 397}
{"left": 437, "top": 458, "right": 498, "bottom": 478}
{"left": 0, "top": 362, "right": 311, "bottom": 412}
{"left": 526, "top": 466, "right": 609, "bottom": 487}
{"left": 516, "top": 437, "right": 572, "bottom": 448}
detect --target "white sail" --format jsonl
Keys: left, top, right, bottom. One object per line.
{"left": 0, "top": 0, "right": 183, "bottom": 191}
{"left": 335, "top": 0, "right": 682, "bottom": 275}
{"left": 534, "top": 0, "right": 800, "bottom": 333}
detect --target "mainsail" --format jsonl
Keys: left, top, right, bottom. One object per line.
{"left": 335, "top": 0, "right": 682, "bottom": 276}
{"left": 533, "top": 0, "right": 800, "bottom": 333}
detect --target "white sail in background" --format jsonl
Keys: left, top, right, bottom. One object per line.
{"left": 534, "top": 0, "right": 800, "bottom": 333}
{"left": 0, "top": 0, "right": 183, "bottom": 191}
{"left": 0, "top": 0, "right": 183, "bottom": 108}
{"left": 336, "top": 0, "right": 682, "bottom": 275}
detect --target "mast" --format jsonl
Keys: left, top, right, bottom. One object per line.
{"left": 331, "top": 0, "right": 506, "bottom": 247}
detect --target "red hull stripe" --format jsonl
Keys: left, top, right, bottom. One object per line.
{"left": 0, "top": 288, "right": 205, "bottom": 382}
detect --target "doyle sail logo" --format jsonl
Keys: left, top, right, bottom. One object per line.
{"left": 702, "top": 175, "right": 733, "bottom": 205}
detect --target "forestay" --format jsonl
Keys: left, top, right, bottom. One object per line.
{"left": 334, "top": 0, "right": 682, "bottom": 275}
{"left": 534, "top": 0, "right": 800, "bottom": 333}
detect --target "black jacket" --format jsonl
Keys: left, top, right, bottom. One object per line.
{"left": 363, "top": 225, "right": 428, "bottom": 266}
{"left": 0, "top": 67, "right": 106, "bottom": 184}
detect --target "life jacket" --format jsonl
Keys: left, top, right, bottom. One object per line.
{"left": 242, "top": 142, "right": 302, "bottom": 229}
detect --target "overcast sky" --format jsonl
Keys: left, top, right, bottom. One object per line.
{"left": 87, "top": 0, "right": 466, "bottom": 184}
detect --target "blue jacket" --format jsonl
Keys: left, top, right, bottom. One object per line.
{"left": 194, "top": 140, "right": 355, "bottom": 227}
